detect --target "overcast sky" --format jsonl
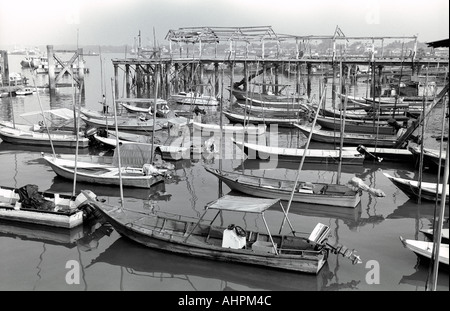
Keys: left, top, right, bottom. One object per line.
{"left": 1, "top": 0, "right": 448, "bottom": 48}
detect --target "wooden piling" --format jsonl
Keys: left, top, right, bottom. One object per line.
{"left": 47, "top": 45, "right": 56, "bottom": 94}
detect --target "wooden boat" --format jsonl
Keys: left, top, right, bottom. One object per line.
{"left": 0, "top": 124, "right": 90, "bottom": 148}
{"left": 232, "top": 139, "right": 365, "bottom": 165}
{"left": 204, "top": 167, "right": 361, "bottom": 208}
{"left": 117, "top": 98, "right": 170, "bottom": 116}
{"left": 82, "top": 191, "right": 361, "bottom": 274}
{"left": 420, "top": 228, "right": 450, "bottom": 244}
{"left": 192, "top": 121, "right": 266, "bottom": 135}
{"left": 399, "top": 237, "right": 449, "bottom": 267}
{"left": 315, "top": 115, "right": 398, "bottom": 135}
{"left": 383, "top": 173, "right": 449, "bottom": 203}
{"left": 42, "top": 145, "right": 169, "bottom": 188}
{"left": 408, "top": 144, "right": 446, "bottom": 172}
{"left": 341, "top": 145, "right": 414, "bottom": 163}
{"left": 236, "top": 102, "right": 310, "bottom": 114}
{"left": 294, "top": 124, "right": 407, "bottom": 148}
{"left": 80, "top": 114, "right": 163, "bottom": 132}
{"left": 230, "top": 86, "right": 307, "bottom": 103}
{"left": 15, "top": 87, "right": 36, "bottom": 96}
{"left": 319, "top": 106, "right": 412, "bottom": 122}
{"left": 170, "top": 91, "right": 219, "bottom": 106}
{"left": 223, "top": 110, "right": 305, "bottom": 128}
{"left": 0, "top": 108, "right": 90, "bottom": 148}
{"left": 0, "top": 184, "right": 97, "bottom": 228}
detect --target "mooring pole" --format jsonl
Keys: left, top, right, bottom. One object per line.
{"left": 47, "top": 45, "right": 56, "bottom": 95}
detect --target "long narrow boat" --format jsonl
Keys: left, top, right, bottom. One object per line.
{"left": 0, "top": 185, "right": 96, "bottom": 228}
{"left": 294, "top": 124, "right": 405, "bottom": 148}
{"left": 383, "top": 173, "right": 449, "bottom": 203}
{"left": 83, "top": 192, "right": 361, "bottom": 274}
{"left": 420, "top": 228, "right": 450, "bottom": 244}
{"left": 205, "top": 167, "right": 361, "bottom": 208}
{"left": 0, "top": 125, "right": 90, "bottom": 148}
{"left": 223, "top": 110, "right": 305, "bottom": 128}
{"left": 42, "top": 147, "right": 168, "bottom": 188}
{"left": 315, "top": 115, "right": 398, "bottom": 135}
{"left": 399, "top": 237, "right": 449, "bottom": 268}
{"left": 232, "top": 139, "right": 365, "bottom": 165}
{"left": 236, "top": 102, "right": 310, "bottom": 114}
{"left": 192, "top": 121, "right": 266, "bottom": 135}
{"left": 80, "top": 114, "right": 163, "bottom": 132}
{"left": 230, "top": 86, "right": 307, "bottom": 103}
{"left": 408, "top": 144, "right": 446, "bottom": 172}
{"left": 319, "top": 107, "right": 412, "bottom": 122}
{"left": 117, "top": 98, "right": 169, "bottom": 114}
{"left": 170, "top": 91, "right": 219, "bottom": 106}
{"left": 0, "top": 108, "right": 90, "bottom": 148}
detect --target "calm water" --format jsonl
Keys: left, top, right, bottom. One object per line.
{"left": 0, "top": 53, "right": 448, "bottom": 291}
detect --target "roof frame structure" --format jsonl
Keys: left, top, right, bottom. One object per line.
{"left": 165, "top": 26, "right": 279, "bottom": 44}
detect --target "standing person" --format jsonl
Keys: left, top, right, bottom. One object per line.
{"left": 99, "top": 95, "right": 108, "bottom": 114}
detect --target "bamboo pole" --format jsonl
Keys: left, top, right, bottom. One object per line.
{"left": 111, "top": 78, "right": 124, "bottom": 207}
{"left": 280, "top": 85, "right": 327, "bottom": 232}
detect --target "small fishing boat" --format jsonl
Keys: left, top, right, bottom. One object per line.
{"left": 408, "top": 144, "right": 446, "bottom": 172}
{"left": 204, "top": 167, "right": 361, "bottom": 208}
{"left": 236, "top": 102, "right": 310, "bottom": 115}
{"left": 170, "top": 91, "right": 219, "bottom": 106}
{"left": 399, "top": 237, "right": 449, "bottom": 268}
{"left": 383, "top": 173, "right": 449, "bottom": 203}
{"left": 82, "top": 192, "right": 361, "bottom": 274}
{"left": 0, "top": 184, "right": 97, "bottom": 228}
{"left": 223, "top": 110, "right": 306, "bottom": 128}
{"left": 118, "top": 98, "right": 170, "bottom": 116}
{"left": 315, "top": 115, "right": 398, "bottom": 135}
{"left": 420, "top": 228, "right": 450, "bottom": 244}
{"left": 232, "top": 139, "right": 365, "bottom": 165}
{"left": 193, "top": 121, "right": 266, "bottom": 135}
{"left": 80, "top": 113, "right": 163, "bottom": 132}
{"left": 15, "top": 87, "right": 36, "bottom": 96}
{"left": 294, "top": 124, "right": 408, "bottom": 148}
{"left": 42, "top": 144, "right": 171, "bottom": 188}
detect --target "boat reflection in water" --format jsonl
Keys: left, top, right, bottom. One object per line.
{"left": 0, "top": 217, "right": 112, "bottom": 251}
{"left": 46, "top": 176, "right": 172, "bottom": 202}
{"left": 87, "top": 236, "right": 360, "bottom": 291}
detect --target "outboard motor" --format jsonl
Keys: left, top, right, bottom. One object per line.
{"left": 387, "top": 118, "right": 403, "bottom": 132}
{"left": 356, "top": 145, "right": 383, "bottom": 162}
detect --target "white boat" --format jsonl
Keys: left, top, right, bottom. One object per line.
{"left": 41, "top": 144, "right": 172, "bottom": 188}
{"left": 15, "top": 87, "right": 36, "bottom": 96}
{"left": 0, "top": 185, "right": 97, "bottom": 228}
{"left": 192, "top": 121, "right": 266, "bottom": 135}
{"left": 117, "top": 98, "right": 170, "bottom": 116}
{"left": 400, "top": 237, "right": 449, "bottom": 267}
{"left": 383, "top": 173, "right": 449, "bottom": 203}
{"left": 170, "top": 91, "right": 219, "bottom": 106}
{"left": 232, "top": 139, "right": 365, "bottom": 165}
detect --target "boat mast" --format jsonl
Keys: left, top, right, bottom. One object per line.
{"left": 8, "top": 78, "right": 15, "bottom": 129}
{"left": 427, "top": 93, "right": 449, "bottom": 291}
{"left": 31, "top": 70, "right": 56, "bottom": 157}
{"left": 72, "top": 81, "right": 83, "bottom": 196}
{"left": 111, "top": 79, "right": 124, "bottom": 207}
{"left": 281, "top": 84, "right": 327, "bottom": 229}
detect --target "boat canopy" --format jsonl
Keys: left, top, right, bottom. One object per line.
{"left": 205, "top": 195, "right": 280, "bottom": 214}
{"left": 113, "top": 143, "right": 154, "bottom": 167}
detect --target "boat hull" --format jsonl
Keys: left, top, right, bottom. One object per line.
{"left": 0, "top": 127, "right": 90, "bottom": 148}
{"left": 43, "top": 156, "right": 165, "bottom": 188}
{"left": 233, "top": 139, "right": 365, "bottom": 165}
{"left": 205, "top": 168, "right": 360, "bottom": 208}
{"left": 88, "top": 199, "right": 327, "bottom": 274}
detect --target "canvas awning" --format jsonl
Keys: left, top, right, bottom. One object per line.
{"left": 205, "top": 194, "right": 280, "bottom": 213}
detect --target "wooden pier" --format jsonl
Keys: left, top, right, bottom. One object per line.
{"left": 110, "top": 26, "right": 449, "bottom": 102}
